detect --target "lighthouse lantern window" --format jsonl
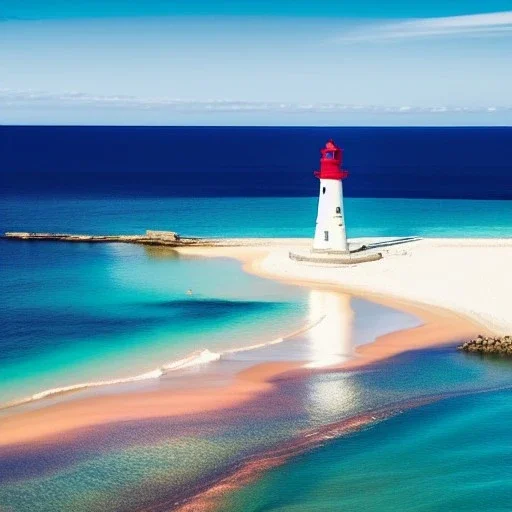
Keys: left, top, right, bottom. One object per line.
{"left": 325, "top": 151, "right": 334, "bottom": 159}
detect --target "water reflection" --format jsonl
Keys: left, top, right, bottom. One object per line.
{"left": 300, "top": 290, "right": 361, "bottom": 422}
{"left": 305, "top": 290, "right": 355, "bottom": 368}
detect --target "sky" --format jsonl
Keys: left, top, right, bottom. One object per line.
{"left": 0, "top": 1, "right": 511, "bottom": 125}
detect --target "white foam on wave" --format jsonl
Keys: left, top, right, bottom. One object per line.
{"left": 1, "top": 315, "right": 326, "bottom": 412}
{"left": 1, "top": 350, "right": 221, "bottom": 411}
{"left": 162, "top": 349, "right": 221, "bottom": 371}
{"left": 224, "top": 313, "right": 325, "bottom": 355}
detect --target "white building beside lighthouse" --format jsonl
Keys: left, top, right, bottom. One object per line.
{"left": 313, "top": 140, "right": 349, "bottom": 253}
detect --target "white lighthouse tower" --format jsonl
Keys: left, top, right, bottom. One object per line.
{"left": 313, "top": 140, "right": 349, "bottom": 253}
{"left": 289, "top": 139, "right": 382, "bottom": 265}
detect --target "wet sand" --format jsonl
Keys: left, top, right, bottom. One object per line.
{"left": 340, "top": 298, "right": 480, "bottom": 370}
{"left": 0, "top": 362, "right": 301, "bottom": 447}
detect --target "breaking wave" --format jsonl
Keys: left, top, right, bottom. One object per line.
{"left": 1, "top": 314, "right": 325, "bottom": 412}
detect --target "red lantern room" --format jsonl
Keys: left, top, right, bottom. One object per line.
{"left": 314, "top": 140, "right": 349, "bottom": 180}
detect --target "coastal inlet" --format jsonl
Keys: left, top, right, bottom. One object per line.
{"left": 459, "top": 335, "right": 512, "bottom": 355}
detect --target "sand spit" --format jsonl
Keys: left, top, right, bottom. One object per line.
{"left": 12, "top": 231, "right": 505, "bottom": 333}
{"left": 7, "top": 231, "right": 512, "bottom": 338}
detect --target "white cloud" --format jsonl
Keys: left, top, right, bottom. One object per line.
{"left": 0, "top": 88, "right": 510, "bottom": 115}
{"left": 335, "top": 10, "right": 512, "bottom": 42}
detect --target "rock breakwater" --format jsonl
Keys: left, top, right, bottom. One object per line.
{"left": 458, "top": 335, "right": 512, "bottom": 355}
{"left": 2, "top": 231, "right": 198, "bottom": 246}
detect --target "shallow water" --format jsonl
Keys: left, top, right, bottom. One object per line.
{"left": 0, "top": 239, "right": 309, "bottom": 406}
{"left": 221, "top": 384, "right": 512, "bottom": 512}
{"left": 2, "top": 344, "right": 512, "bottom": 511}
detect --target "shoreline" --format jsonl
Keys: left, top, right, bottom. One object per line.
{"left": 0, "top": 295, "right": 438, "bottom": 447}
{"left": 0, "top": 237, "right": 490, "bottom": 448}
{"left": 0, "top": 361, "right": 302, "bottom": 448}
{"left": 176, "top": 240, "right": 491, "bottom": 369}
{"left": 0, "top": 312, "right": 326, "bottom": 413}
{"left": 176, "top": 237, "right": 512, "bottom": 336}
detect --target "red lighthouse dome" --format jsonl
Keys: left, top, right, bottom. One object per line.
{"left": 314, "top": 139, "right": 348, "bottom": 180}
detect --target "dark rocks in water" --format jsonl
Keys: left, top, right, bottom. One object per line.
{"left": 458, "top": 335, "right": 512, "bottom": 355}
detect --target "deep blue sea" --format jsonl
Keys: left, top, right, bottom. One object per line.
{"left": 0, "top": 126, "right": 511, "bottom": 512}
{"left": 1, "top": 126, "right": 512, "bottom": 199}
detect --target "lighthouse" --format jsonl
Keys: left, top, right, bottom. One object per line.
{"left": 289, "top": 140, "right": 382, "bottom": 264}
{"left": 313, "top": 140, "right": 349, "bottom": 253}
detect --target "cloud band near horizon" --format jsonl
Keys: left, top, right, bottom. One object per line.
{"left": 1, "top": 89, "right": 510, "bottom": 115}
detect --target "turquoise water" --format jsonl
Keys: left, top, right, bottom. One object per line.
{"left": 0, "top": 238, "right": 308, "bottom": 406}
{"left": 217, "top": 347, "right": 512, "bottom": 511}
{"left": 222, "top": 387, "right": 512, "bottom": 512}
{"left": 2, "top": 197, "right": 512, "bottom": 238}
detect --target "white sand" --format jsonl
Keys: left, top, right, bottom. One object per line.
{"left": 178, "top": 237, "right": 512, "bottom": 336}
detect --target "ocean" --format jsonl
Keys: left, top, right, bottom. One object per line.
{"left": 222, "top": 383, "right": 512, "bottom": 512}
{"left": 2, "top": 126, "right": 512, "bottom": 199}
{"left": 0, "top": 126, "right": 512, "bottom": 512}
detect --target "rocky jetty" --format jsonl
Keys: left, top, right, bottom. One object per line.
{"left": 458, "top": 335, "right": 512, "bottom": 355}
{"left": 2, "top": 231, "right": 293, "bottom": 247}
{"left": 2, "top": 230, "right": 199, "bottom": 246}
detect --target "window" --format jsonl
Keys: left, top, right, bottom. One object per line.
{"left": 324, "top": 231, "right": 329, "bottom": 241}
{"left": 322, "top": 187, "right": 326, "bottom": 195}
{"left": 336, "top": 207, "right": 341, "bottom": 214}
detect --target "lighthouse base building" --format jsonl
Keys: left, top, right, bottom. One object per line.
{"left": 289, "top": 139, "right": 382, "bottom": 265}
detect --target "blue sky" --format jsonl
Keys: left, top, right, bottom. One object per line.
{"left": 1, "top": 1, "right": 511, "bottom": 125}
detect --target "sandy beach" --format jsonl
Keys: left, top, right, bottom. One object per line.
{"left": 177, "top": 236, "right": 512, "bottom": 335}
{"left": 1, "top": 236, "right": 507, "bottom": 448}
